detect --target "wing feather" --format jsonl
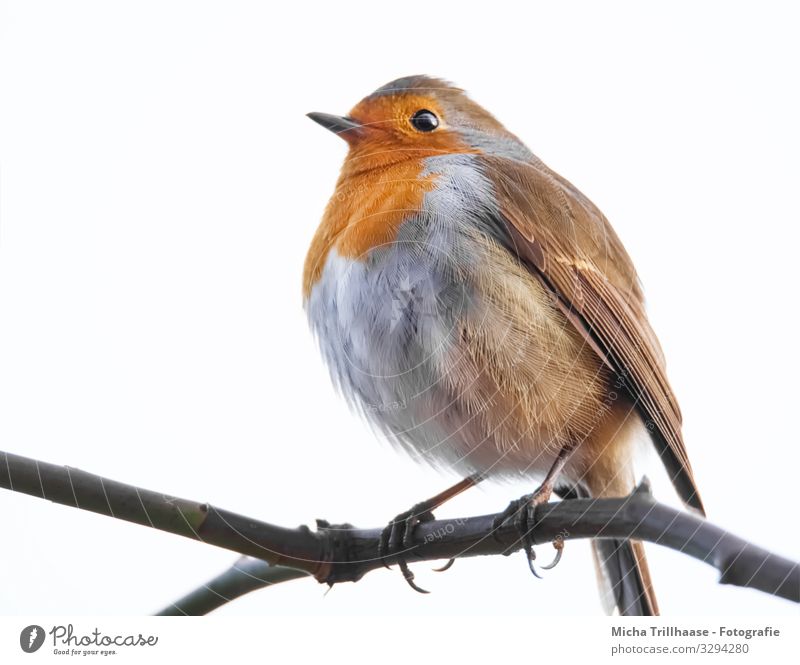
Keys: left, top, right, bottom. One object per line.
{"left": 481, "top": 155, "right": 704, "bottom": 513}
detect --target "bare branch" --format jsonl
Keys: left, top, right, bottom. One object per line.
{"left": 2, "top": 449, "right": 798, "bottom": 615}
{"left": 155, "top": 557, "right": 307, "bottom": 616}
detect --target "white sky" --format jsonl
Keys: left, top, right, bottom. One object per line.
{"left": 0, "top": 1, "right": 798, "bottom": 617}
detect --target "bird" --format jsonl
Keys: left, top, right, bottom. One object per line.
{"left": 303, "top": 75, "right": 704, "bottom": 616}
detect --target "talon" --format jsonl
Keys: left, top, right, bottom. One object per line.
{"left": 374, "top": 475, "right": 485, "bottom": 593}
{"left": 519, "top": 502, "right": 542, "bottom": 579}
{"left": 379, "top": 507, "right": 432, "bottom": 592}
{"left": 433, "top": 558, "right": 455, "bottom": 572}
{"left": 399, "top": 559, "right": 429, "bottom": 594}
{"left": 524, "top": 543, "right": 542, "bottom": 579}
{"left": 540, "top": 539, "right": 564, "bottom": 570}
{"left": 495, "top": 488, "right": 557, "bottom": 576}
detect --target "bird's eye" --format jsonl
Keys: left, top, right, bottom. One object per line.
{"left": 410, "top": 109, "right": 439, "bottom": 132}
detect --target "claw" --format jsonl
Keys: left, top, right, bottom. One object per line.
{"left": 494, "top": 489, "right": 558, "bottom": 577}
{"left": 399, "top": 559, "right": 429, "bottom": 594}
{"left": 523, "top": 542, "right": 543, "bottom": 579}
{"left": 539, "top": 539, "right": 564, "bottom": 570}
{"left": 432, "top": 558, "right": 455, "bottom": 572}
{"left": 375, "top": 475, "right": 484, "bottom": 593}
{"left": 379, "top": 508, "right": 433, "bottom": 592}
{"left": 518, "top": 500, "right": 543, "bottom": 579}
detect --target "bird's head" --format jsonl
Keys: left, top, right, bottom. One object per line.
{"left": 307, "top": 76, "right": 524, "bottom": 170}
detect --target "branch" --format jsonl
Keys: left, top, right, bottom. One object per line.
{"left": 2, "top": 449, "right": 798, "bottom": 614}
{"left": 155, "top": 556, "right": 308, "bottom": 616}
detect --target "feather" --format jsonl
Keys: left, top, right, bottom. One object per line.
{"left": 481, "top": 154, "right": 705, "bottom": 514}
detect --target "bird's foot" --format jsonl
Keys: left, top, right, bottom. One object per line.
{"left": 492, "top": 484, "right": 563, "bottom": 577}
{"left": 376, "top": 474, "right": 483, "bottom": 592}
{"left": 378, "top": 501, "right": 437, "bottom": 594}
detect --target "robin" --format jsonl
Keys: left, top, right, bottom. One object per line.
{"left": 304, "top": 76, "right": 704, "bottom": 615}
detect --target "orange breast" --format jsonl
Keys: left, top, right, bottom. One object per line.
{"left": 302, "top": 157, "right": 437, "bottom": 298}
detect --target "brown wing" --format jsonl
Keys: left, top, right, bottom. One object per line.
{"left": 481, "top": 154, "right": 704, "bottom": 514}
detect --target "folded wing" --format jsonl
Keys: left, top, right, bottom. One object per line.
{"left": 481, "top": 154, "right": 704, "bottom": 514}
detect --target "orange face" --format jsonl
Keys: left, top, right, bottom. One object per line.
{"left": 337, "top": 93, "right": 475, "bottom": 173}
{"left": 307, "top": 76, "right": 511, "bottom": 168}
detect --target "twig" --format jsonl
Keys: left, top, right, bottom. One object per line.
{"left": 2, "top": 449, "right": 798, "bottom": 614}
{"left": 156, "top": 556, "right": 307, "bottom": 616}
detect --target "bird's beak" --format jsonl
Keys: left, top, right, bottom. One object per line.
{"left": 306, "top": 112, "right": 364, "bottom": 140}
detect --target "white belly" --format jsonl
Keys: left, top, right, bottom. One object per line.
{"left": 305, "top": 240, "right": 564, "bottom": 482}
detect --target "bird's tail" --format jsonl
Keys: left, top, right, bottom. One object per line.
{"left": 557, "top": 482, "right": 659, "bottom": 616}
{"left": 592, "top": 538, "right": 659, "bottom": 616}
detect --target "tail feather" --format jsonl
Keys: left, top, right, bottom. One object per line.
{"left": 556, "top": 483, "right": 658, "bottom": 616}
{"left": 592, "top": 539, "right": 659, "bottom": 616}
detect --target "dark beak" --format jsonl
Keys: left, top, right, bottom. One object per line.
{"left": 306, "top": 112, "right": 363, "bottom": 139}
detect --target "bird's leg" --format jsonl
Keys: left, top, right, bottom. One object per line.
{"left": 378, "top": 472, "right": 484, "bottom": 593}
{"left": 493, "top": 442, "right": 577, "bottom": 576}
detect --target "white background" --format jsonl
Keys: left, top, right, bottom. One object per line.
{"left": 1, "top": 0, "right": 798, "bottom": 620}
